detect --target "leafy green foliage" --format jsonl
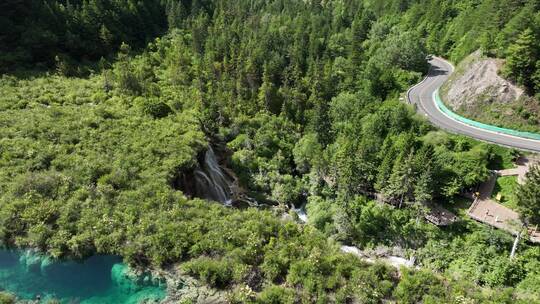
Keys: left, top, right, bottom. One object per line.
{"left": 256, "top": 285, "right": 295, "bottom": 304}
{"left": 393, "top": 269, "right": 446, "bottom": 304}
{"left": 1, "top": 0, "right": 540, "bottom": 302}
{"left": 183, "top": 257, "right": 234, "bottom": 288}
{"left": 492, "top": 176, "right": 519, "bottom": 210}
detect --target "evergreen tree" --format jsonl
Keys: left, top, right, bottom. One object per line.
{"left": 517, "top": 164, "right": 540, "bottom": 225}
{"left": 533, "top": 60, "right": 540, "bottom": 94}
{"left": 258, "top": 63, "right": 277, "bottom": 113}
{"left": 309, "top": 77, "right": 333, "bottom": 147}
{"left": 166, "top": 0, "right": 185, "bottom": 29}
{"left": 99, "top": 24, "right": 114, "bottom": 53}
{"left": 350, "top": 10, "right": 372, "bottom": 70}
{"left": 115, "top": 42, "right": 142, "bottom": 95}
{"left": 503, "top": 28, "right": 538, "bottom": 91}
{"left": 414, "top": 166, "right": 433, "bottom": 204}
{"left": 383, "top": 151, "right": 416, "bottom": 207}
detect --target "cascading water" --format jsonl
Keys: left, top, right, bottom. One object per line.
{"left": 293, "top": 203, "right": 308, "bottom": 223}
{"left": 193, "top": 147, "right": 233, "bottom": 205}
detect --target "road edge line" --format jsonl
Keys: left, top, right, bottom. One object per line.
{"left": 433, "top": 89, "right": 540, "bottom": 143}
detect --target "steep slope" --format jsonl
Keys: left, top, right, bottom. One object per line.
{"left": 441, "top": 51, "right": 540, "bottom": 133}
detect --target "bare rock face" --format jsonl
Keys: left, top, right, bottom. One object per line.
{"left": 443, "top": 50, "right": 524, "bottom": 111}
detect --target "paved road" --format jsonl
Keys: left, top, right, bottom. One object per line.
{"left": 407, "top": 57, "right": 540, "bottom": 152}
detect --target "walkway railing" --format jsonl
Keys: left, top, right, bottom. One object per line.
{"left": 434, "top": 89, "right": 540, "bottom": 141}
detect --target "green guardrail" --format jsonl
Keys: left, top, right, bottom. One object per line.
{"left": 433, "top": 89, "right": 540, "bottom": 141}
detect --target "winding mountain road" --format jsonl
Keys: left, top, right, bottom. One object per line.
{"left": 407, "top": 57, "right": 540, "bottom": 153}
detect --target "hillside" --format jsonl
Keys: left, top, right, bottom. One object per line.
{"left": 1, "top": 0, "right": 540, "bottom": 303}
{"left": 441, "top": 51, "right": 540, "bottom": 133}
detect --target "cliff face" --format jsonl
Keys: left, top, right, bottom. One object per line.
{"left": 444, "top": 50, "right": 524, "bottom": 109}
{"left": 441, "top": 50, "right": 540, "bottom": 133}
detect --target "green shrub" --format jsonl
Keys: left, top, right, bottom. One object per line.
{"left": 257, "top": 285, "right": 295, "bottom": 304}
{"left": 136, "top": 97, "right": 173, "bottom": 119}
{"left": 0, "top": 292, "right": 15, "bottom": 304}
{"left": 182, "top": 257, "right": 234, "bottom": 288}
{"left": 393, "top": 269, "right": 446, "bottom": 304}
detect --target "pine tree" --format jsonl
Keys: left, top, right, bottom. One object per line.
{"left": 99, "top": 24, "right": 114, "bottom": 52}
{"left": 115, "top": 42, "right": 142, "bottom": 94}
{"left": 166, "top": 0, "right": 184, "bottom": 29}
{"left": 350, "top": 10, "right": 372, "bottom": 71}
{"left": 308, "top": 72, "right": 333, "bottom": 147}
{"left": 375, "top": 138, "right": 397, "bottom": 192}
{"left": 533, "top": 60, "right": 540, "bottom": 95}
{"left": 414, "top": 166, "right": 433, "bottom": 204}
{"left": 383, "top": 151, "right": 415, "bottom": 207}
{"left": 258, "top": 64, "right": 275, "bottom": 112}
{"left": 517, "top": 164, "right": 540, "bottom": 225}
{"left": 503, "top": 28, "right": 538, "bottom": 91}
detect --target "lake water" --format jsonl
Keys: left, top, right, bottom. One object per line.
{"left": 0, "top": 249, "right": 166, "bottom": 303}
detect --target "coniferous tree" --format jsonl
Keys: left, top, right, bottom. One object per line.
{"left": 350, "top": 10, "right": 372, "bottom": 70}
{"left": 517, "top": 164, "right": 540, "bottom": 225}
{"left": 503, "top": 28, "right": 538, "bottom": 91}
{"left": 383, "top": 151, "right": 415, "bottom": 207}
{"left": 258, "top": 63, "right": 276, "bottom": 112}
{"left": 414, "top": 166, "right": 433, "bottom": 204}
{"left": 533, "top": 60, "right": 540, "bottom": 94}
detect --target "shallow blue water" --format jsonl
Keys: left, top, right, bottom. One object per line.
{"left": 0, "top": 250, "right": 166, "bottom": 303}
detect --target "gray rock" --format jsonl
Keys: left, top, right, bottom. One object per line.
{"left": 443, "top": 50, "right": 524, "bottom": 110}
{"left": 149, "top": 266, "right": 227, "bottom": 304}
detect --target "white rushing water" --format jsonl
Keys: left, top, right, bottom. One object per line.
{"left": 295, "top": 207, "right": 415, "bottom": 269}
{"left": 293, "top": 204, "right": 308, "bottom": 223}
{"left": 340, "top": 246, "right": 416, "bottom": 269}
{"left": 195, "top": 148, "right": 416, "bottom": 269}
{"left": 194, "top": 147, "right": 233, "bottom": 205}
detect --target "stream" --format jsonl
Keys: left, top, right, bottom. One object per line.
{"left": 0, "top": 250, "right": 166, "bottom": 303}
{"left": 294, "top": 206, "right": 416, "bottom": 269}
{"left": 194, "top": 148, "right": 416, "bottom": 270}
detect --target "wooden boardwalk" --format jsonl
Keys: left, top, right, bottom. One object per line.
{"left": 497, "top": 156, "right": 537, "bottom": 184}
{"left": 468, "top": 197, "right": 540, "bottom": 242}
{"left": 468, "top": 194, "right": 521, "bottom": 234}
{"left": 423, "top": 202, "right": 457, "bottom": 226}
{"left": 467, "top": 156, "right": 540, "bottom": 243}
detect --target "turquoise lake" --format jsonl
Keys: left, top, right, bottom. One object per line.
{"left": 0, "top": 250, "right": 166, "bottom": 303}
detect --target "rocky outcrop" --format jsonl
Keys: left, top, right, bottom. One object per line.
{"left": 443, "top": 50, "right": 525, "bottom": 111}
{"left": 441, "top": 50, "right": 539, "bottom": 132}
{"left": 149, "top": 266, "right": 227, "bottom": 304}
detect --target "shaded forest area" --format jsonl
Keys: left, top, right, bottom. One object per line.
{"left": 2, "top": 0, "right": 540, "bottom": 94}
{"left": 0, "top": 0, "right": 167, "bottom": 71}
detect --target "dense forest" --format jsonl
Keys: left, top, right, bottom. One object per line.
{"left": 1, "top": 0, "right": 540, "bottom": 303}
{"left": 0, "top": 0, "right": 166, "bottom": 71}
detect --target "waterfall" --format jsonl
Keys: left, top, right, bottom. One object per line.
{"left": 194, "top": 147, "right": 233, "bottom": 205}
{"left": 293, "top": 203, "right": 308, "bottom": 223}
